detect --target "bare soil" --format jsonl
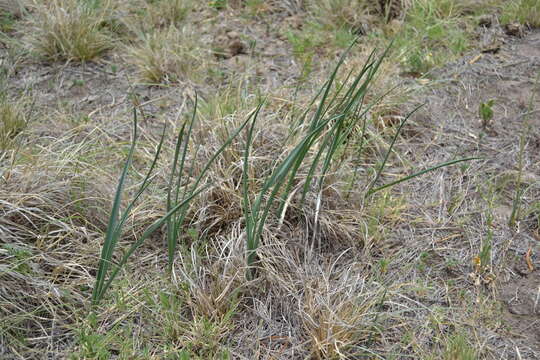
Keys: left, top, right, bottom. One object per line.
{"left": 403, "top": 28, "right": 540, "bottom": 358}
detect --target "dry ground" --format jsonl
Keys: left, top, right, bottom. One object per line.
{"left": 0, "top": 0, "right": 539, "bottom": 359}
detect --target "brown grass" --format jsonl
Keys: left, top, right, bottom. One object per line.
{"left": 124, "top": 25, "right": 210, "bottom": 84}
{"left": 0, "top": 0, "right": 25, "bottom": 17}
{"left": 21, "top": 0, "right": 114, "bottom": 61}
{"left": 1, "top": 0, "right": 539, "bottom": 358}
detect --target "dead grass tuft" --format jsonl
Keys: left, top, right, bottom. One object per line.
{"left": 125, "top": 25, "right": 210, "bottom": 84}
{"left": 22, "top": 0, "right": 114, "bottom": 62}
{"left": 144, "top": 0, "right": 195, "bottom": 29}
{"left": 0, "top": 94, "right": 28, "bottom": 151}
{"left": 0, "top": 186, "right": 98, "bottom": 356}
{"left": 305, "top": 0, "right": 376, "bottom": 30}
{"left": 175, "top": 226, "right": 246, "bottom": 320}
{"left": 299, "top": 261, "right": 379, "bottom": 358}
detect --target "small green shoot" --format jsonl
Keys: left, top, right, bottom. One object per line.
{"left": 479, "top": 99, "right": 495, "bottom": 127}
{"left": 209, "top": 0, "right": 227, "bottom": 10}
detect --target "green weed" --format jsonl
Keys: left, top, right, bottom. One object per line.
{"left": 479, "top": 99, "right": 495, "bottom": 127}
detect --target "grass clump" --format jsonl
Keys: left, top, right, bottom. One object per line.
{"left": 241, "top": 44, "right": 476, "bottom": 276}
{"left": 289, "top": 0, "right": 373, "bottom": 68}
{"left": 92, "top": 100, "right": 251, "bottom": 305}
{"left": 23, "top": 0, "right": 114, "bottom": 61}
{"left": 125, "top": 25, "right": 208, "bottom": 84}
{"left": 305, "top": 0, "right": 374, "bottom": 31}
{"left": 300, "top": 265, "right": 384, "bottom": 358}
{"left": 500, "top": 0, "right": 540, "bottom": 27}
{"left": 443, "top": 332, "right": 478, "bottom": 360}
{"left": 0, "top": 10, "right": 17, "bottom": 32}
{"left": 121, "top": 0, "right": 195, "bottom": 34}
{"left": 287, "top": 20, "right": 356, "bottom": 56}
{"left": 0, "top": 94, "right": 28, "bottom": 151}
{"left": 394, "top": 0, "right": 471, "bottom": 74}
{"left": 143, "top": 0, "right": 195, "bottom": 28}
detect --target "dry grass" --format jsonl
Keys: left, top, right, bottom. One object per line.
{"left": 0, "top": 94, "right": 28, "bottom": 151}
{"left": 143, "top": 0, "right": 195, "bottom": 29}
{"left": 298, "top": 262, "right": 379, "bottom": 358}
{"left": 305, "top": 0, "right": 375, "bottom": 30}
{"left": 21, "top": 0, "right": 114, "bottom": 61}
{"left": 1, "top": 151, "right": 102, "bottom": 356}
{"left": 0, "top": 0, "right": 25, "bottom": 17}
{"left": 124, "top": 25, "right": 210, "bottom": 84}
{"left": 1, "top": 0, "right": 539, "bottom": 358}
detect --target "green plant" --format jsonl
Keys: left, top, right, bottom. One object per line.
{"left": 242, "top": 46, "right": 378, "bottom": 275}
{"left": 244, "top": 0, "right": 267, "bottom": 16}
{"left": 0, "top": 11, "right": 16, "bottom": 32}
{"left": 305, "top": 0, "right": 372, "bottom": 31}
{"left": 395, "top": 0, "right": 471, "bottom": 74}
{"left": 209, "top": 0, "right": 227, "bottom": 10}
{"left": 144, "top": 0, "right": 194, "bottom": 28}
{"left": 286, "top": 28, "right": 319, "bottom": 59}
{"left": 365, "top": 121, "right": 477, "bottom": 196}
{"left": 479, "top": 99, "right": 494, "bottom": 127}
{"left": 286, "top": 21, "right": 355, "bottom": 65}
{"left": 72, "top": 79, "right": 85, "bottom": 87}
{"left": 2, "top": 243, "right": 34, "bottom": 275}
{"left": 285, "top": 29, "right": 318, "bottom": 83}
{"left": 443, "top": 332, "right": 477, "bottom": 360}
{"left": 500, "top": 0, "right": 540, "bottom": 27}
{"left": 477, "top": 209, "right": 493, "bottom": 272}
{"left": 72, "top": 313, "right": 113, "bottom": 360}
{"left": 241, "top": 43, "right": 476, "bottom": 277}
{"left": 165, "top": 96, "right": 255, "bottom": 271}
{"left": 92, "top": 101, "right": 251, "bottom": 304}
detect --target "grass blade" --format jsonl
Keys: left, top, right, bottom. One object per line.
{"left": 165, "top": 97, "right": 258, "bottom": 270}
{"left": 93, "top": 98, "right": 253, "bottom": 304}
{"left": 366, "top": 104, "right": 424, "bottom": 197}
{"left": 97, "top": 185, "right": 208, "bottom": 300}
{"left": 366, "top": 157, "right": 481, "bottom": 196}
{"left": 92, "top": 109, "right": 139, "bottom": 304}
